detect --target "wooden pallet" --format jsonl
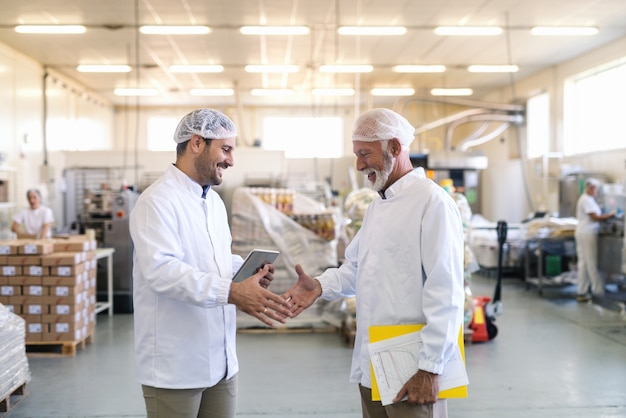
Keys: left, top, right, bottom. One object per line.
{"left": 25, "top": 333, "right": 94, "bottom": 357}
{"left": 0, "top": 383, "right": 27, "bottom": 416}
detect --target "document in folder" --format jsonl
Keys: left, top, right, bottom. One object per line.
{"left": 369, "top": 324, "right": 468, "bottom": 404}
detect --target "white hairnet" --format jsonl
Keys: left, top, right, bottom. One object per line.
{"left": 352, "top": 108, "right": 415, "bottom": 149}
{"left": 585, "top": 178, "right": 600, "bottom": 188}
{"left": 173, "top": 108, "right": 237, "bottom": 144}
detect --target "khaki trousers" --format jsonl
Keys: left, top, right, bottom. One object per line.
{"left": 359, "top": 385, "right": 448, "bottom": 418}
{"left": 142, "top": 374, "right": 238, "bottom": 418}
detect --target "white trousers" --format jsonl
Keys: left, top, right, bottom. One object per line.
{"left": 575, "top": 232, "right": 604, "bottom": 296}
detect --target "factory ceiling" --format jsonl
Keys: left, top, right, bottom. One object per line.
{"left": 0, "top": 0, "right": 625, "bottom": 108}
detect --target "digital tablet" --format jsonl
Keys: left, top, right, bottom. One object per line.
{"left": 232, "top": 249, "right": 280, "bottom": 282}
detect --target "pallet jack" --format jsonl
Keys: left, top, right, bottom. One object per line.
{"left": 469, "top": 220, "right": 507, "bottom": 342}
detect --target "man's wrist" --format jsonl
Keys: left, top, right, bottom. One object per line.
{"left": 313, "top": 279, "right": 323, "bottom": 298}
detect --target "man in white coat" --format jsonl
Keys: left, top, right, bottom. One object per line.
{"left": 130, "top": 108, "right": 292, "bottom": 418}
{"left": 575, "top": 178, "right": 615, "bottom": 302}
{"left": 284, "top": 108, "right": 465, "bottom": 418}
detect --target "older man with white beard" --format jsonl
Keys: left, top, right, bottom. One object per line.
{"left": 284, "top": 108, "right": 466, "bottom": 418}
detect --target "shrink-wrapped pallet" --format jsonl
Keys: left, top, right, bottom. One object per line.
{"left": 0, "top": 303, "right": 31, "bottom": 402}
{"left": 231, "top": 188, "right": 340, "bottom": 328}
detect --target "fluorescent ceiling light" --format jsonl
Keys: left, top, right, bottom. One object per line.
{"left": 312, "top": 88, "right": 355, "bottom": 96}
{"left": 370, "top": 88, "right": 415, "bottom": 96}
{"left": 393, "top": 65, "right": 446, "bottom": 73}
{"left": 15, "top": 25, "right": 86, "bottom": 34}
{"left": 338, "top": 26, "right": 407, "bottom": 36}
{"left": 531, "top": 26, "right": 598, "bottom": 36}
{"left": 169, "top": 65, "right": 224, "bottom": 73}
{"left": 77, "top": 64, "right": 131, "bottom": 73}
{"left": 250, "top": 89, "right": 294, "bottom": 97}
{"left": 434, "top": 26, "right": 502, "bottom": 36}
{"left": 245, "top": 65, "right": 299, "bottom": 73}
{"left": 468, "top": 65, "right": 519, "bottom": 73}
{"left": 139, "top": 26, "right": 211, "bottom": 35}
{"left": 430, "top": 88, "right": 473, "bottom": 96}
{"left": 114, "top": 88, "right": 159, "bottom": 96}
{"left": 240, "top": 26, "right": 309, "bottom": 35}
{"left": 190, "top": 88, "right": 234, "bottom": 96}
{"left": 320, "top": 65, "right": 373, "bottom": 73}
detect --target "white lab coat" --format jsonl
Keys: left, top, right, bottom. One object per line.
{"left": 575, "top": 193, "right": 603, "bottom": 295}
{"left": 317, "top": 168, "right": 465, "bottom": 388}
{"left": 130, "top": 164, "right": 244, "bottom": 389}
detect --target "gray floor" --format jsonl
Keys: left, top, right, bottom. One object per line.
{"left": 4, "top": 274, "right": 626, "bottom": 418}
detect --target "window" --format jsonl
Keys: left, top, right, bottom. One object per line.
{"left": 262, "top": 116, "right": 343, "bottom": 158}
{"left": 147, "top": 117, "right": 180, "bottom": 151}
{"left": 563, "top": 58, "right": 626, "bottom": 155}
{"left": 526, "top": 92, "right": 550, "bottom": 159}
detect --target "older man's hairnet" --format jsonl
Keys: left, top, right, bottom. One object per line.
{"left": 173, "top": 108, "right": 237, "bottom": 144}
{"left": 352, "top": 108, "right": 415, "bottom": 149}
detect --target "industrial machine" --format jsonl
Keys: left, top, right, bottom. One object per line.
{"left": 63, "top": 168, "right": 138, "bottom": 313}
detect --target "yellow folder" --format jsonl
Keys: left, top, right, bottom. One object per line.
{"left": 369, "top": 324, "right": 468, "bottom": 400}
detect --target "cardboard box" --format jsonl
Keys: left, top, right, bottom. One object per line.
{"left": 0, "top": 240, "right": 26, "bottom": 256}
{"left": 41, "top": 252, "right": 84, "bottom": 267}
{"left": 49, "top": 262, "right": 85, "bottom": 276}
{"left": 24, "top": 265, "right": 48, "bottom": 276}
{"left": 7, "top": 294, "right": 43, "bottom": 305}
{"left": 49, "top": 282, "right": 84, "bottom": 297}
{"left": 0, "top": 255, "right": 6, "bottom": 264}
{"left": 24, "top": 304, "right": 46, "bottom": 314}
{"left": 25, "top": 322, "right": 45, "bottom": 342}
{"left": 0, "top": 295, "right": 7, "bottom": 304}
{"left": 23, "top": 285, "right": 47, "bottom": 296}
{"left": 18, "top": 240, "right": 55, "bottom": 255}
{"left": 6, "top": 255, "right": 42, "bottom": 266}
{"left": 52, "top": 239, "right": 91, "bottom": 253}
{"left": 1, "top": 285, "right": 21, "bottom": 296}
{"left": 2, "top": 304, "right": 21, "bottom": 314}
{"left": 42, "top": 293, "right": 83, "bottom": 306}
{"left": 49, "top": 300, "right": 84, "bottom": 315}
{"left": 42, "top": 311, "right": 82, "bottom": 324}
{"left": 42, "top": 274, "right": 83, "bottom": 287}
{"left": 42, "top": 326, "right": 83, "bottom": 342}
{"left": 8, "top": 276, "right": 43, "bottom": 286}
{"left": 1, "top": 265, "right": 21, "bottom": 276}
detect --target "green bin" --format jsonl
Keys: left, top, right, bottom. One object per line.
{"left": 546, "top": 255, "right": 562, "bottom": 276}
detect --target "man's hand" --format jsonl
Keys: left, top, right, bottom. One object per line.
{"left": 393, "top": 370, "right": 439, "bottom": 405}
{"left": 228, "top": 265, "right": 292, "bottom": 327}
{"left": 281, "top": 264, "right": 322, "bottom": 317}
{"left": 257, "top": 263, "right": 274, "bottom": 289}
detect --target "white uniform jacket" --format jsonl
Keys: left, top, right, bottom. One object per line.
{"left": 130, "top": 164, "right": 244, "bottom": 389}
{"left": 317, "top": 168, "right": 465, "bottom": 388}
{"left": 13, "top": 205, "right": 54, "bottom": 238}
{"left": 575, "top": 193, "right": 601, "bottom": 235}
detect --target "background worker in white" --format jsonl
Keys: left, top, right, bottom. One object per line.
{"left": 575, "top": 178, "right": 615, "bottom": 301}
{"left": 284, "top": 108, "right": 465, "bottom": 418}
{"left": 130, "top": 109, "right": 292, "bottom": 418}
{"left": 11, "top": 188, "right": 54, "bottom": 239}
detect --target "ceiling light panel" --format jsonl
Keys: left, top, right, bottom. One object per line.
{"left": 250, "top": 89, "right": 294, "bottom": 96}
{"left": 434, "top": 26, "right": 503, "bottom": 36}
{"left": 467, "top": 65, "right": 519, "bottom": 73}
{"left": 169, "top": 65, "right": 224, "bottom": 73}
{"left": 338, "top": 26, "right": 407, "bottom": 36}
{"left": 245, "top": 65, "right": 299, "bottom": 73}
{"left": 312, "top": 88, "right": 355, "bottom": 96}
{"left": 77, "top": 65, "right": 131, "bottom": 73}
{"left": 240, "top": 26, "right": 310, "bottom": 35}
{"left": 15, "top": 25, "right": 86, "bottom": 34}
{"left": 393, "top": 65, "right": 446, "bottom": 73}
{"left": 139, "top": 26, "right": 211, "bottom": 35}
{"left": 320, "top": 65, "right": 373, "bottom": 73}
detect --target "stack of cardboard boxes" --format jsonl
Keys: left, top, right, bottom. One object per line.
{"left": 0, "top": 235, "right": 98, "bottom": 343}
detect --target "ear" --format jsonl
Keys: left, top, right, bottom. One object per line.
{"left": 390, "top": 139, "right": 402, "bottom": 156}
{"left": 189, "top": 134, "right": 204, "bottom": 154}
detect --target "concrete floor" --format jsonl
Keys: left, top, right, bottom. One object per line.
{"left": 5, "top": 274, "right": 626, "bottom": 418}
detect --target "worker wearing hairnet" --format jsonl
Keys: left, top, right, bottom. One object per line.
{"left": 284, "top": 108, "right": 465, "bottom": 418}
{"left": 11, "top": 188, "right": 54, "bottom": 239}
{"left": 129, "top": 109, "right": 292, "bottom": 418}
{"left": 575, "top": 178, "right": 615, "bottom": 302}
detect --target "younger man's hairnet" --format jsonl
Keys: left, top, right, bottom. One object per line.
{"left": 352, "top": 108, "right": 415, "bottom": 150}
{"left": 173, "top": 108, "right": 237, "bottom": 144}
